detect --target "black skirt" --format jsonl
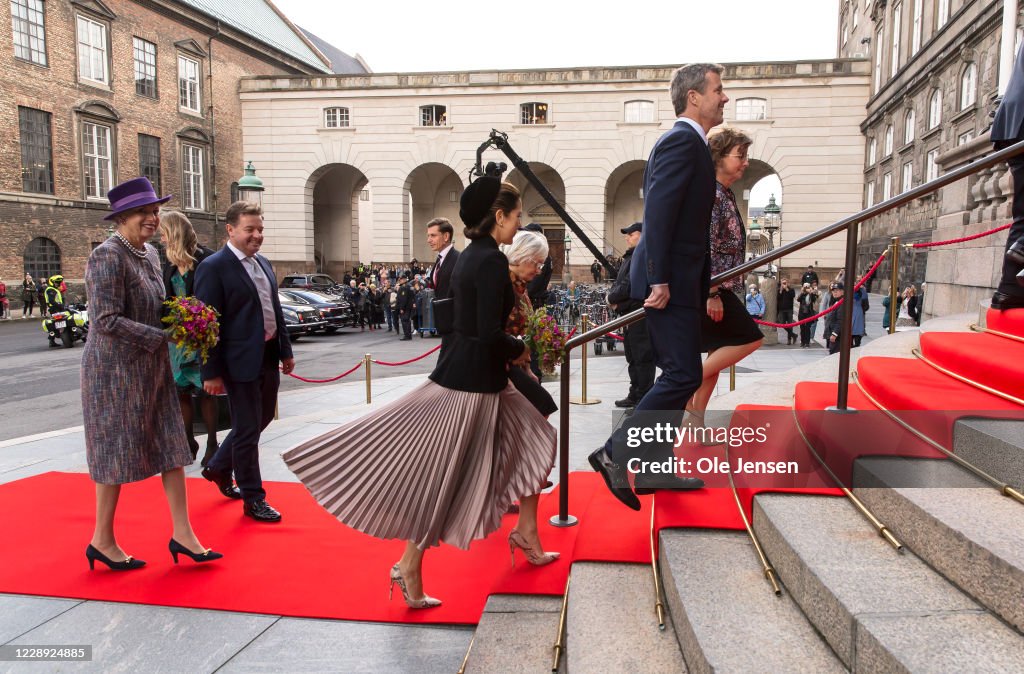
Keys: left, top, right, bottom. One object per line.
{"left": 700, "top": 289, "right": 764, "bottom": 353}
{"left": 509, "top": 365, "right": 558, "bottom": 417}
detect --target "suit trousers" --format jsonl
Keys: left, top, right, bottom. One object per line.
{"left": 400, "top": 312, "right": 412, "bottom": 338}
{"left": 999, "top": 155, "right": 1024, "bottom": 297}
{"left": 623, "top": 319, "right": 655, "bottom": 400}
{"left": 605, "top": 305, "right": 703, "bottom": 465}
{"left": 207, "top": 339, "right": 281, "bottom": 502}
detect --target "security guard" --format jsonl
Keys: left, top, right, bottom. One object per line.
{"left": 606, "top": 223, "right": 654, "bottom": 408}
{"left": 43, "top": 274, "right": 65, "bottom": 315}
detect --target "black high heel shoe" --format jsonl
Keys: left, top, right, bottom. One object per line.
{"left": 169, "top": 539, "right": 223, "bottom": 564}
{"left": 85, "top": 544, "right": 146, "bottom": 571}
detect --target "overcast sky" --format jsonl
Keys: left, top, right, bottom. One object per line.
{"left": 273, "top": 1, "right": 839, "bottom": 207}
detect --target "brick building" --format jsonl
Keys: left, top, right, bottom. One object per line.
{"left": 0, "top": 0, "right": 360, "bottom": 303}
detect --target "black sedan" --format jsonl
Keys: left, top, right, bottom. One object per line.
{"left": 278, "top": 289, "right": 355, "bottom": 333}
{"left": 278, "top": 292, "right": 326, "bottom": 340}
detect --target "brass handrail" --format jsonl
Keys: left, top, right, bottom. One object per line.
{"left": 550, "top": 137, "right": 1024, "bottom": 526}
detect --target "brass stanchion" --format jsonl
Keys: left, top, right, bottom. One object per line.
{"left": 729, "top": 364, "right": 737, "bottom": 392}
{"left": 570, "top": 313, "right": 600, "bottom": 405}
{"left": 364, "top": 353, "right": 372, "bottom": 404}
{"left": 888, "top": 236, "right": 900, "bottom": 334}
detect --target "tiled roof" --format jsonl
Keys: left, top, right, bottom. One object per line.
{"left": 177, "top": 0, "right": 331, "bottom": 73}
{"left": 300, "top": 28, "right": 369, "bottom": 75}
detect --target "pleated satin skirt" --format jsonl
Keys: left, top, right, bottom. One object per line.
{"left": 281, "top": 380, "right": 557, "bottom": 550}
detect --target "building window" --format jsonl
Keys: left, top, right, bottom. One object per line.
{"left": 624, "top": 100, "right": 655, "bottom": 123}
{"left": 874, "top": 26, "right": 884, "bottom": 92}
{"left": 178, "top": 55, "right": 201, "bottom": 113}
{"left": 735, "top": 98, "right": 767, "bottom": 121}
{"left": 958, "top": 130, "right": 975, "bottom": 145}
{"left": 324, "top": 107, "right": 349, "bottom": 128}
{"left": 867, "top": 137, "right": 877, "bottom": 166}
{"left": 884, "top": 124, "right": 894, "bottom": 155}
{"left": 76, "top": 14, "right": 108, "bottom": 84}
{"left": 883, "top": 172, "right": 893, "bottom": 201}
{"left": 11, "top": 0, "right": 47, "bottom": 66}
{"left": 182, "top": 144, "right": 204, "bottom": 210}
{"left": 843, "top": 24, "right": 849, "bottom": 47}
{"left": 853, "top": 3, "right": 859, "bottom": 29}
{"left": 926, "top": 148, "right": 940, "bottom": 183}
{"left": 902, "top": 161, "right": 913, "bottom": 193}
{"left": 18, "top": 106, "right": 53, "bottom": 194}
{"left": 133, "top": 37, "right": 157, "bottom": 98}
{"left": 928, "top": 89, "right": 942, "bottom": 129}
{"left": 866, "top": 181, "right": 875, "bottom": 207}
{"left": 419, "top": 104, "right": 447, "bottom": 127}
{"left": 520, "top": 102, "right": 548, "bottom": 125}
{"left": 138, "top": 134, "right": 160, "bottom": 194}
{"left": 890, "top": 2, "right": 902, "bottom": 78}
{"left": 960, "top": 63, "right": 977, "bottom": 110}
{"left": 911, "top": 0, "right": 922, "bottom": 56}
{"left": 82, "top": 121, "right": 112, "bottom": 199}
{"left": 937, "top": 0, "right": 950, "bottom": 29}
{"left": 23, "top": 237, "right": 61, "bottom": 284}
{"left": 904, "top": 109, "right": 915, "bottom": 144}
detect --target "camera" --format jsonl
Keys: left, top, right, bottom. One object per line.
{"left": 484, "top": 161, "right": 507, "bottom": 179}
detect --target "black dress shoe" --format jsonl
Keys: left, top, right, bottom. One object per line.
{"left": 244, "top": 499, "right": 282, "bottom": 522}
{"left": 201, "top": 467, "right": 242, "bottom": 499}
{"left": 1006, "top": 240, "right": 1024, "bottom": 265}
{"left": 634, "top": 474, "right": 706, "bottom": 496}
{"left": 614, "top": 397, "right": 638, "bottom": 408}
{"left": 588, "top": 448, "right": 640, "bottom": 511}
{"left": 991, "top": 291, "right": 1024, "bottom": 311}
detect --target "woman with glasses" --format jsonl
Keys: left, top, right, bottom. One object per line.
{"left": 688, "top": 127, "right": 764, "bottom": 419}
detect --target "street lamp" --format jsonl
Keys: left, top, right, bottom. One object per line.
{"left": 762, "top": 194, "right": 781, "bottom": 249}
{"left": 563, "top": 231, "right": 572, "bottom": 284}
{"left": 237, "top": 161, "right": 264, "bottom": 206}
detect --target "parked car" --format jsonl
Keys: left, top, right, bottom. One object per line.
{"left": 279, "top": 273, "right": 338, "bottom": 293}
{"left": 278, "top": 292, "right": 326, "bottom": 340}
{"left": 278, "top": 289, "right": 355, "bottom": 332}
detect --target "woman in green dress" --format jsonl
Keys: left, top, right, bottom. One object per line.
{"left": 159, "top": 210, "right": 220, "bottom": 466}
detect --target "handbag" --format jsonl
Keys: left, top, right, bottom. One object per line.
{"left": 433, "top": 297, "right": 454, "bottom": 335}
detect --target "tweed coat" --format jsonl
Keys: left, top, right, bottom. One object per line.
{"left": 81, "top": 238, "right": 191, "bottom": 484}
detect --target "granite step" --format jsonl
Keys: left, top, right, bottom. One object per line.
{"left": 752, "top": 493, "right": 1024, "bottom": 672}
{"left": 461, "top": 595, "right": 563, "bottom": 673}
{"left": 566, "top": 562, "right": 686, "bottom": 673}
{"left": 659, "top": 529, "right": 845, "bottom": 673}
{"left": 852, "top": 456, "right": 1024, "bottom": 635}
{"left": 953, "top": 418, "right": 1024, "bottom": 491}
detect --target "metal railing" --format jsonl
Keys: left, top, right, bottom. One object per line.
{"left": 550, "top": 136, "right": 1024, "bottom": 527}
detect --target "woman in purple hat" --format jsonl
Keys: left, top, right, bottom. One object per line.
{"left": 81, "top": 177, "right": 221, "bottom": 571}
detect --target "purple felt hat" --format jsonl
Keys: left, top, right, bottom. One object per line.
{"left": 104, "top": 177, "right": 172, "bottom": 220}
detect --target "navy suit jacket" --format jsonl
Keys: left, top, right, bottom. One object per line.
{"left": 993, "top": 45, "right": 1024, "bottom": 143}
{"left": 430, "top": 247, "right": 460, "bottom": 299}
{"left": 630, "top": 120, "right": 715, "bottom": 309}
{"left": 194, "top": 246, "right": 292, "bottom": 383}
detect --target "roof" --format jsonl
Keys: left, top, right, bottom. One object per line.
{"left": 177, "top": 0, "right": 331, "bottom": 73}
{"left": 300, "top": 28, "right": 369, "bottom": 74}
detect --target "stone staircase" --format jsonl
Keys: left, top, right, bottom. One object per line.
{"left": 461, "top": 310, "right": 1024, "bottom": 673}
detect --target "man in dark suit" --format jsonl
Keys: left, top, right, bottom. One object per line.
{"left": 194, "top": 201, "right": 295, "bottom": 523}
{"left": 589, "top": 63, "right": 727, "bottom": 510}
{"left": 426, "top": 217, "right": 460, "bottom": 300}
{"left": 607, "top": 222, "right": 654, "bottom": 407}
{"left": 990, "top": 43, "right": 1024, "bottom": 310}
{"left": 396, "top": 275, "right": 415, "bottom": 340}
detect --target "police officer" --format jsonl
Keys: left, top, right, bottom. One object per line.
{"left": 43, "top": 274, "right": 66, "bottom": 347}
{"left": 606, "top": 223, "right": 654, "bottom": 408}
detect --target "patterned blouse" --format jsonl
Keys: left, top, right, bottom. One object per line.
{"left": 506, "top": 272, "right": 532, "bottom": 336}
{"left": 709, "top": 181, "right": 747, "bottom": 294}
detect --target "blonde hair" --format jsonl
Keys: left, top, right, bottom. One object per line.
{"left": 159, "top": 210, "right": 198, "bottom": 271}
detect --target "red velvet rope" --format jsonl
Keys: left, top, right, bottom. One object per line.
{"left": 286, "top": 361, "right": 363, "bottom": 383}
{"left": 372, "top": 345, "right": 442, "bottom": 366}
{"left": 910, "top": 222, "right": 1010, "bottom": 249}
{"left": 754, "top": 248, "right": 889, "bottom": 329}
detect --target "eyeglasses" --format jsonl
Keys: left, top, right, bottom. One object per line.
{"left": 725, "top": 152, "right": 749, "bottom": 161}
{"left": 533, "top": 260, "right": 545, "bottom": 270}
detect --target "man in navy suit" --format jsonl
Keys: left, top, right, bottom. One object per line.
{"left": 195, "top": 201, "right": 295, "bottom": 522}
{"left": 990, "top": 43, "right": 1024, "bottom": 310}
{"left": 590, "top": 63, "right": 728, "bottom": 510}
{"left": 425, "top": 217, "right": 460, "bottom": 300}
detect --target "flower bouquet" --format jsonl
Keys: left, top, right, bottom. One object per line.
{"left": 162, "top": 296, "right": 220, "bottom": 364}
{"left": 523, "top": 307, "right": 567, "bottom": 375}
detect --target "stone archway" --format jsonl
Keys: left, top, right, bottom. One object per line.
{"left": 605, "top": 160, "right": 647, "bottom": 258}
{"left": 405, "top": 163, "right": 464, "bottom": 262}
{"left": 308, "top": 163, "right": 368, "bottom": 278}
{"left": 505, "top": 163, "right": 574, "bottom": 276}
{"left": 737, "top": 159, "right": 783, "bottom": 274}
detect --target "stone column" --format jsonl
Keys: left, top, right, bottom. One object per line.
{"left": 756, "top": 276, "right": 779, "bottom": 346}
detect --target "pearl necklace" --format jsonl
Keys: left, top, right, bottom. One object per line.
{"left": 114, "top": 231, "right": 149, "bottom": 259}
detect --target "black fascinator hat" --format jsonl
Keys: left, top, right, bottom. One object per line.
{"left": 459, "top": 176, "right": 502, "bottom": 228}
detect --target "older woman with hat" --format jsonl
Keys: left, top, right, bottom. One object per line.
{"left": 284, "top": 177, "right": 558, "bottom": 609}
{"left": 81, "top": 177, "right": 220, "bottom": 570}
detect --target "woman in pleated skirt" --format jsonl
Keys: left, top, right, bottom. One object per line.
{"left": 283, "top": 178, "right": 558, "bottom": 608}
